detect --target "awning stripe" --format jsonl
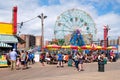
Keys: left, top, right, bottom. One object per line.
{"left": 0, "top": 34, "right": 18, "bottom": 43}
{"left": 0, "top": 42, "right": 12, "bottom": 48}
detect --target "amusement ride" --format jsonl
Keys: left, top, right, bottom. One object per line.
{"left": 54, "top": 9, "right": 97, "bottom": 46}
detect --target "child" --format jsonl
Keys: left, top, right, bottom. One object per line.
{"left": 16, "top": 57, "right": 21, "bottom": 70}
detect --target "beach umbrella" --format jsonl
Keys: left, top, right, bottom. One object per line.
{"left": 92, "top": 45, "right": 107, "bottom": 50}
{"left": 81, "top": 45, "right": 92, "bottom": 50}
{"left": 61, "top": 45, "right": 67, "bottom": 49}
{"left": 45, "top": 44, "right": 61, "bottom": 49}
{"left": 107, "top": 46, "right": 117, "bottom": 50}
{"left": 46, "top": 44, "right": 61, "bottom": 48}
{"left": 45, "top": 44, "right": 61, "bottom": 51}
{"left": 61, "top": 45, "right": 80, "bottom": 49}
{"left": 93, "top": 45, "right": 102, "bottom": 50}
{"left": 47, "top": 48, "right": 60, "bottom": 50}
{"left": 102, "top": 46, "right": 107, "bottom": 50}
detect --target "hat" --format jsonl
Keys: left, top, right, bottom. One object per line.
{"left": 13, "top": 48, "right": 16, "bottom": 51}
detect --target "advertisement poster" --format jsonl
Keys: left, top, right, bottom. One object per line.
{"left": 0, "top": 55, "right": 8, "bottom": 67}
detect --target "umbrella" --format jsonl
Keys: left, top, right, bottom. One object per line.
{"left": 45, "top": 44, "right": 61, "bottom": 49}
{"left": 45, "top": 44, "right": 61, "bottom": 51}
{"left": 47, "top": 48, "right": 60, "bottom": 50}
{"left": 61, "top": 45, "right": 80, "bottom": 50}
{"left": 102, "top": 46, "right": 107, "bottom": 50}
{"left": 93, "top": 45, "right": 103, "bottom": 50}
{"left": 107, "top": 46, "right": 117, "bottom": 50}
{"left": 81, "top": 45, "right": 92, "bottom": 50}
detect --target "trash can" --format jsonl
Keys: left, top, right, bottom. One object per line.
{"left": 98, "top": 61, "right": 105, "bottom": 72}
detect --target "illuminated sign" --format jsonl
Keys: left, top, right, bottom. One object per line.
{"left": 0, "top": 22, "right": 13, "bottom": 35}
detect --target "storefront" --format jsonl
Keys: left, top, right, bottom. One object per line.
{"left": 0, "top": 42, "right": 12, "bottom": 54}
{"left": 0, "top": 42, "right": 12, "bottom": 67}
{"left": 0, "top": 34, "right": 24, "bottom": 67}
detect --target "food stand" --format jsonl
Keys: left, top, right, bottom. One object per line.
{"left": 0, "top": 42, "right": 12, "bottom": 67}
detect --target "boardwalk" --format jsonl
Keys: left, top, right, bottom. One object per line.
{"left": 0, "top": 60, "right": 120, "bottom": 80}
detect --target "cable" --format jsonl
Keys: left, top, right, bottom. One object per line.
{"left": 22, "top": 16, "right": 38, "bottom": 23}
{"left": 17, "top": 16, "right": 38, "bottom": 24}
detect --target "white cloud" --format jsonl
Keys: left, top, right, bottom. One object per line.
{"left": 0, "top": 0, "right": 119, "bottom": 42}
{"left": 95, "top": 12, "right": 120, "bottom": 39}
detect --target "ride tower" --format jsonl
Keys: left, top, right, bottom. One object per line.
{"left": 70, "top": 29, "right": 85, "bottom": 46}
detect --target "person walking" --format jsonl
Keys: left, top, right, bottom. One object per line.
{"left": 20, "top": 50, "right": 27, "bottom": 70}
{"left": 77, "top": 52, "right": 84, "bottom": 71}
{"left": 16, "top": 50, "right": 21, "bottom": 70}
{"left": 9, "top": 48, "right": 17, "bottom": 70}
{"left": 31, "top": 52, "right": 35, "bottom": 64}
{"left": 73, "top": 52, "right": 79, "bottom": 71}
{"left": 39, "top": 53, "right": 45, "bottom": 66}
{"left": 57, "top": 51, "right": 64, "bottom": 67}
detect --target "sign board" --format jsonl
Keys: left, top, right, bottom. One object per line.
{"left": 0, "top": 55, "right": 8, "bottom": 67}
{"left": 0, "top": 22, "right": 13, "bottom": 35}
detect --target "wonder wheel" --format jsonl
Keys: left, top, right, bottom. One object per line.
{"left": 54, "top": 9, "right": 97, "bottom": 45}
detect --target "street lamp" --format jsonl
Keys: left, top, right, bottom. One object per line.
{"left": 38, "top": 13, "right": 47, "bottom": 50}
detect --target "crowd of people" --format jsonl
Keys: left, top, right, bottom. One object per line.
{"left": 39, "top": 49, "right": 118, "bottom": 72}
{"left": 3, "top": 48, "right": 119, "bottom": 72}
{"left": 6, "top": 49, "right": 35, "bottom": 70}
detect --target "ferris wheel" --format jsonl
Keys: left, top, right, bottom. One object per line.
{"left": 54, "top": 9, "right": 97, "bottom": 44}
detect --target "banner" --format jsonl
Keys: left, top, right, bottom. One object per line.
{"left": 0, "top": 22, "right": 13, "bottom": 35}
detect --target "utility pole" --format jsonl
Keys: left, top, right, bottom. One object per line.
{"left": 38, "top": 13, "right": 47, "bottom": 51}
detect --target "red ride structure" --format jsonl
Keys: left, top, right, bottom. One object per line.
{"left": 12, "top": 6, "right": 17, "bottom": 34}
{"left": 104, "top": 25, "right": 110, "bottom": 48}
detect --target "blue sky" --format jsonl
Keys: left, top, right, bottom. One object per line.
{"left": 38, "top": 0, "right": 120, "bottom": 15}
{"left": 39, "top": 0, "right": 60, "bottom": 6}
{"left": 0, "top": 0, "right": 120, "bottom": 41}
{"left": 91, "top": 0, "right": 120, "bottom": 15}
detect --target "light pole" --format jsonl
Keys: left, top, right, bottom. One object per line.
{"left": 38, "top": 13, "right": 47, "bottom": 50}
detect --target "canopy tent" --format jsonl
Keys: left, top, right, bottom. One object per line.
{"left": 0, "top": 42, "right": 12, "bottom": 48}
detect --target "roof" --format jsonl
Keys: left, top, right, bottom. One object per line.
{"left": 15, "top": 35, "right": 25, "bottom": 44}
